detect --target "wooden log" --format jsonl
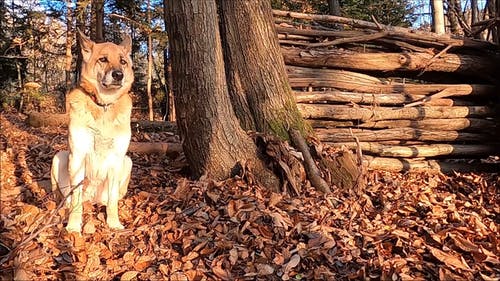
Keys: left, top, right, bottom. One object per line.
{"left": 276, "top": 26, "right": 369, "bottom": 39}
{"left": 26, "top": 112, "right": 68, "bottom": 127}
{"left": 363, "top": 156, "right": 500, "bottom": 173}
{"left": 297, "top": 104, "right": 494, "bottom": 121}
{"left": 128, "top": 142, "right": 182, "bottom": 156}
{"left": 315, "top": 127, "right": 488, "bottom": 142}
{"left": 308, "top": 118, "right": 497, "bottom": 132}
{"left": 131, "top": 120, "right": 177, "bottom": 132}
{"left": 326, "top": 142, "right": 498, "bottom": 157}
{"left": 272, "top": 10, "right": 499, "bottom": 50}
{"left": 295, "top": 90, "right": 462, "bottom": 106}
{"left": 282, "top": 47, "right": 498, "bottom": 76}
{"left": 25, "top": 112, "right": 177, "bottom": 133}
{"left": 287, "top": 66, "right": 497, "bottom": 95}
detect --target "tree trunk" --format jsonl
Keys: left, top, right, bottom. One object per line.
{"left": 147, "top": 0, "right": 154, "bottom": 121}
{"left": 93, "top": 0, "right": 104, "bottom": 42}
{"left": 447, "top": 0, "right": 463, "bottom": 35}
{"left": 162, "top": 0, "right": 174, "bottom": 121}
{"left": 217, "top": 0, "right": 307, "bottom": 138}
{"left": 75, "top": 0, "right": 87, "bottom": 84}
{"left": 64, "top": 0, "right": 74, "bottom": 111}
{"left": 328, "top": 0, "right": 341, "bottom": 16}
{"left": 165, "top": 0, "right": 279, "bottom": 188}
{"left": 431, "top": 0, "right": 446, "bottom": 34}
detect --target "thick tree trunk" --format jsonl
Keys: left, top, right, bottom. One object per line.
{"left": 218, "top": 0, "right": 306, "bottom": 138}
{"left": 165, "top": 0, "right": 279, "bottom": 188}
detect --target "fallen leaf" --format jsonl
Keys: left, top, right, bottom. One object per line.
{"left": 120, "top": 270, "right": 139, "bottom": 281}
{"left": 427, "top": 245, "right": 471, "bottom": 271}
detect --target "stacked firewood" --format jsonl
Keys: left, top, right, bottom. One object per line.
{"left": 274, "top": 10, "right": 500, "bottom": 172}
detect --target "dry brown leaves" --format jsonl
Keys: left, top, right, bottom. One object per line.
{"left": 0, "top": 112, "right": 499, "bottom": 280}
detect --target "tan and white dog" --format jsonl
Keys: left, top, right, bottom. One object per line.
{"left": 51, "top": 29, "right": 134, "bottom": 233}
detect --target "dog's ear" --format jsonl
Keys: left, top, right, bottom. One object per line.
{"left": 77, "top": 28, "right": 94, "bottom": 62}
{"left": 120, "top": 34, "right": 132, "bottom": 54}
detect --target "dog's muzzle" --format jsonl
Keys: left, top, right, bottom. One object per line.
{"left": 102, "top": 70, "right": 125, "bottom": 89}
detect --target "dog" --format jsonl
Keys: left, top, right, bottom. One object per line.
{"left": 51, "top": 29, "right": 134, "bottom": 233}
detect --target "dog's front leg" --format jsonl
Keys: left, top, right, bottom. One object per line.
{"left": 66, "top": 151, "right": 86, "bottom": 233}
{"left": 105, "top": 162, "right": 129, "bottom": 230}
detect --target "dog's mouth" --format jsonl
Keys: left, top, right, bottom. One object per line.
{"left": 101, "top": 81, "right": 123, "bottom": 90}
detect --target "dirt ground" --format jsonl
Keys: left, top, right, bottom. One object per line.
{"left": 0, "top": 111, "right": 499, "bottom": 280}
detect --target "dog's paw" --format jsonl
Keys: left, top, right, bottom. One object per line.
{"left": 106, "top": 219, "right": 124, "bottom": 230}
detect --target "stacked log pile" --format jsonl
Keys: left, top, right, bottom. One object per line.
{"left": 274, "top": 10, "right": 500, "bottom": 172}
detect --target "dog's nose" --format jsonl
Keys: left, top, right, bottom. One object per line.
{"left": 112, "top": 70, "right": 124, "bottom": 81}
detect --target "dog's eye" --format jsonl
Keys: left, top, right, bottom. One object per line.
{"left": 120, "top": 58, "right": 127, "bottom": 65}
{"left": 99, "top": 57, "right": 108, "bottom": 63}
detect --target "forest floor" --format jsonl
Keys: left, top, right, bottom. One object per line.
{"left": 0, "top": 111, "right": 499, "bottom": 281}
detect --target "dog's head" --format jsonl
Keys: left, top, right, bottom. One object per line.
{"left": 78, "top": 29, "right": 134, "bottom": 105}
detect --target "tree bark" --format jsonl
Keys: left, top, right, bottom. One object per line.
{"left": 165, "top": 0, "right": 279, "bottom": 188}
{"left": 218, "top": 0, "right": 307, "bottom": 138}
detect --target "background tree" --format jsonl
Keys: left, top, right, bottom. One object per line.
{"left": 431, "top": 0, "right": 446, "bottom": 34}
{"left": 328, "top": 0, "right": 341, "bottom": 16}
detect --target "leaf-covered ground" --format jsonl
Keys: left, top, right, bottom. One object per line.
{"left": 1, "top": 111, "right": 499, "bottom": 280}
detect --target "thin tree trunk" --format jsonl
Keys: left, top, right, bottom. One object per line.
{"left": 93, "top": 0, "right": 104, "bottom": 42}
{"left": 165, "top": 0, "right": 279, "bottom": 188}
{"left": 447, "top": 0, "right": 463, "bottom": 35}
{"left": 64, "top": 0, "right": 74, "bottom": 112}
{"left": 75, "top": 0, "right": 87, "bottom": 84}
{"left": 147, "top": 0, "right": 154, "bottom": 121}
{"left": 162, "top": 0, "right": 174, "bottom": 121}
{"left": 432, "top": 0, "right": 446, "bottom": 34}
